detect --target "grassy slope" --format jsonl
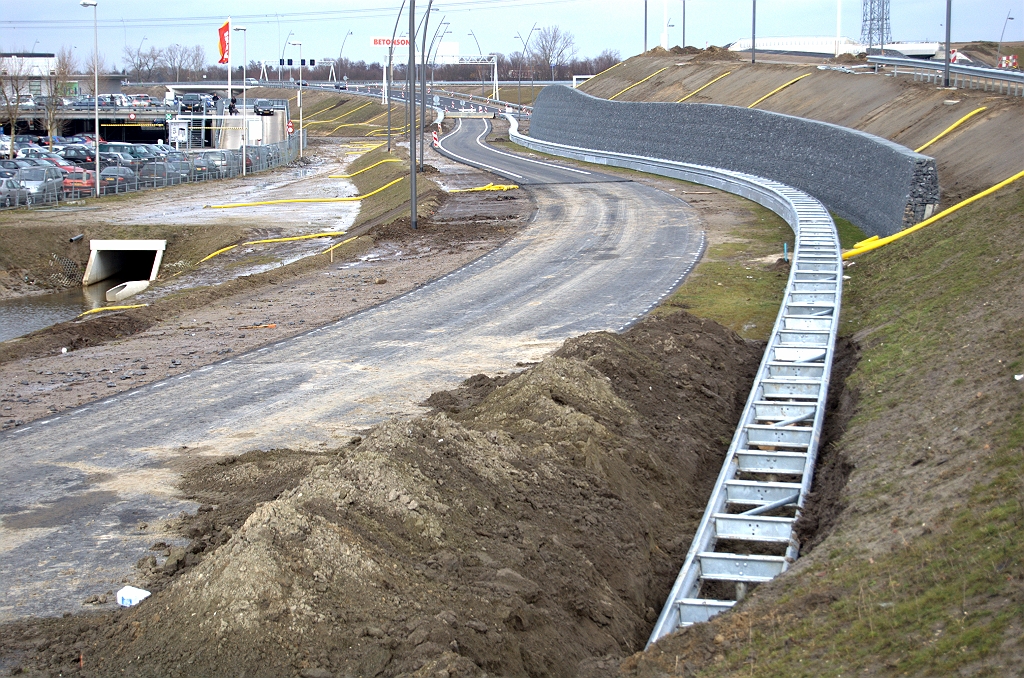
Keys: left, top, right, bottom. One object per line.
{"left": 626, "top": 181, "right": 1024, "bottom": 677}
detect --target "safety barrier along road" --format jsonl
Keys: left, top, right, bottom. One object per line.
{"left": 505, "top": 114, "right": 843, "bottom": 646}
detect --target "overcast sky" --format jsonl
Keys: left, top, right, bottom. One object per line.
{"left": 3, "top": 0, "right": 1022, "bottom": 71}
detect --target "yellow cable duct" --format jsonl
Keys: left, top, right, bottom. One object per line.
{"left": 329, "top": 159, "right": 402, "bottom": 178}
{"left": 208, "top": 177, "right": 405, "bottom": 209}
{"left": 914, "top": 107, "right": 988, "bottom": 153}
{"left": 748, "top": 73, "right": 812, "bottom": 108}
{"left": 677, "top": 71, "right": 732, "bottom": 102}
{"left": 609, "top": 68, "right": 669, "bottom": 100}
{"left": 449, "top": 183, "right": 519, "bottom": 193}
{"left": 842, "top": 168, "right": 1024, "bottom": 259}
{"left": 77, "top": 303, "right": 148, "bottom": 318}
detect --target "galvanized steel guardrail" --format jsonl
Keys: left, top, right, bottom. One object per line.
{"left": 505, "top": 115, "right": 842, "bottom": 646}
{"left": 869, "top": 55, "right": 1024, "bottom": 97}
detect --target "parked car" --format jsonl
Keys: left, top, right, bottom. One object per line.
{"left": 99, "top": 166, "right": 137, "bottom": 194}
{"left": 1, "top": 178, "right": 30, "bottom": 207}
{"left": 139, "top": 161, "right": 189, "bottom": 186}
{"left": 62, "top": 168, "right": 96, "bottom": 196}
{"left": 99, "top": 151, "right": 142, "bottom": 173}
{"left": 59, "top": 145, "right": 97, "bottom": 165}
{"left": 253, "top": 99, "right": 275, "bottom": 116}
{"left": 18, "top": 166, "right": 65, "bottom": 203}
{"left": 180, "top": 93, "right": 206, "bottom": 113}
{"left": 128, "top": 94, "right": 154, "bottom": 107}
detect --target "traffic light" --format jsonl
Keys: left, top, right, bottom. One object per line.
{"left": 310, "top": 59, "right": 315, "bottom": 67}
{"left": 279, "top": 59, "right": 284, "bottom": 66}
{"left": 287, "top": 58, "right": 293, "bottom": 66}
{"left": 300, "top": 59, "right": 306, "bottom": 66}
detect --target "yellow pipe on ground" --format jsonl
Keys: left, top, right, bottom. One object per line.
{"left": 609, "top": 67, "right": 668, "bottom": 100}
{"left": 748, "top": 73, "right": 812, "bottom": 108}
{"left": 590, "top": 61, "right": 623, "bottom": 81}
{"left": 198, "top": 244, "right": 238, "bottom": 263}
{"left": 677, "top": 71, "right": 731, "bottom": 102}
{"left": 842, "top": 168, "right": 1024, "bottom": 259}
{"left": 852, "top": 235, "right": 879, "bottom": 248}
{"left": 914, "top": 107, "right": 988, "bottom": 153}
{"left": 243, "top": 232, "right": 347, "bottom": 245}
{"left": 322, "top": 236, "right": 358, "bottom": 255}
{"left": 449, "top": 183, "right": 519, "bottom": 193}
{"left": 303, "top": 101, "right": 373, "bottom": 127}
{"left": 329, "top": 159, "right": 402, "bottom": 178}
{"left": 77, "top": 303, "right": 148, "bottom": 318}
{"left": 208, "top": 177, "right": 405, "bottom": 209}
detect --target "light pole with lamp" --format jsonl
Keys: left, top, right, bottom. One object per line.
{"left": 997, "top": 11, "right": 1015, "bottom": 63}
{"left": 279, "top": 30, "right": 293, "bottom": 81}
{"left": 290, "top": 40, "right": 303, "bottom": 158}
{"left": 515, "top": 24, "right": 537, "bottom": 115}
{"left": 468, "top": 30, "right": 486, "bottom": 96}
{"left": 234, "top": 26, "right": 247, "bottom": 176}
{"left": 418, "top": 3, "right": 437, "bottom": 173}
{"left": 80, "top": 0, "right": 100, "bottom": 197}
{"left": 386, "top": 0, "right": 408, "bottom": 154}
{"left": 408, "top": 0, "right": 417, "bottom": 230}
{"left": 339, "top": 30, "right": 354, "bottom": 67}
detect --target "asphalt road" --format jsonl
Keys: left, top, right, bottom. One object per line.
{"left": 0, "top": 117, "right": 706, "bottom": 621}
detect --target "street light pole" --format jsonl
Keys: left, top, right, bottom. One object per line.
{"left": 386, "top": 0, "right": 407, "bottom": 154}
{"left": 234, "top": 26, "right": 247, "bottom": 176}
{"left": 515, "top": 23, "right": 537, "bottom": 115}
{"left": 419, "top": 2, "right": 436, "bottom": 173}
{"left": 751, "top": 0, "right": 757, "bottom": 64}
{"left": 279, "top": 30, "right": 293, "bottom": 82}
{"left": 469, "top": 30, "right": 486, "bottom": 96}
{"left": 408, "top": 0, "right": 417, "bottom": 229}
{"left": 290, "top": 41, "right": 303, "bottom": 158}
{"left": 80, "top": 0, "right": 100, "bottom": 197}
{"left": 997, "top": 12, "right": 1015, "bottom": 62}
{"left": 943, "top": 0, "right": 951, "bottom": 87}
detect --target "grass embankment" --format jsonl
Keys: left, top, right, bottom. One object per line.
{"left": 628, "top": 183, "right": 1024, "bottom": 677}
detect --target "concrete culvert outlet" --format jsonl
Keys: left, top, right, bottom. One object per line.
{"left": 82, "top": 240, "right": 166, "bottom": 286}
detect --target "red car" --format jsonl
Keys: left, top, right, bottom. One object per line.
{"left": 63, "top": 168, "right": 96, "bottom": 196}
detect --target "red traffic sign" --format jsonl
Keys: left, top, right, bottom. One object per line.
{"left": 128, "top": 112, "right": 136, "bottom": 121}
{"left": 287, "top": 120, "right": 294, "bottom": 134}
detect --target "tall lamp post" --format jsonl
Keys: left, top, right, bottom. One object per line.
{"left": 469, "top": 30, "right": 486, "bottom": 96}
{"left": 943, "top": 0, "right": 951, "bottom": 87}
{"left": 386, "top": 0, "right": 408, "bottom": 154}
{"left": 997, "top": 12, "right": 1015, "bottom": 62}
{"left": 80, "top": 0, "right": 100, "bottom": 197}
{"left": 515, "top": 23, "right": 538, "bottom": 115}
{"left": 290, "top": 40, "right": 303, "bottom": 158}
{"left": 234, "top": 26, "right": 247, "bottom": 176}
{"left": 408, "top": 0, "right": 417, "bottom": 230}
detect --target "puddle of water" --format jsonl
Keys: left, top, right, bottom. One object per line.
{"left": 0, "top": 280, "right": 128, "bottom": 343}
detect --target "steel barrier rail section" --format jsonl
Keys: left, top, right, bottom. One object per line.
{"left": 869, "top": 55, "right": 1024, "bottom": 97}
{"left": 504, "top": 115, "right": 842, "bottom": 646}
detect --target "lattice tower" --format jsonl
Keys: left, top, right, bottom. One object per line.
{"left": 860, "top": 0, "right": 892, "bottom": 50}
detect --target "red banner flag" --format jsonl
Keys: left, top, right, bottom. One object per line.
{"left": 217, "top": 21, "right": 230, "bottom": 64}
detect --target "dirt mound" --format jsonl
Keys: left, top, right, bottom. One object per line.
{"left": 828, "top": 52, "right": 867, "bottom": 64}
{"left": 0, "top": 310, "right": 763, "bottom": 677}
{"left": 641, "top": 46, "right": 673, "bottom": 57}
{"left": 687, "top": 46, "right": 743, "bottom": 63}
{"left": 671, "top": 46, "right": 701, "bottom": 56}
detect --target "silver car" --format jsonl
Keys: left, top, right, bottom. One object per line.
{"left": 18, "top": 166, "right": 65, "bottom": 203}
{"left": 0, "top": 177, "right": 29, "bottom": 207}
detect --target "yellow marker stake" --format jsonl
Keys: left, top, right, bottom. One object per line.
{"left": 329, "top": 158, "right": 402, "bottom": 178}
{"left": 748, "top": 73, "right": 812, "bottom": 108}
{"left": 677, "top": 71, "right": 731, "bottom": 102}
{"left": 77, "top": 303, "right": 148, "bottom": 318}
{"left": 609, "top": 67, "right": 669, "bottom": 100}
{"left": 209, "top": 177, "right": 405, "bottom": 209}
{"left": 914, "top": 107, "right": 988, "bottom": 153}
{"left": 842, "top": 168, "right": 1024, "bottom": 259}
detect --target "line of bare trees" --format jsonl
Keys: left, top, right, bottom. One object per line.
{"left": 121, "top": 43, "right": 207, "bottom": 83}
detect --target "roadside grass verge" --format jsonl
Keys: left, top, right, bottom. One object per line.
{"left": 634, "top": 183, "right": 1024, "bottom": 677}
{"left": 658, "top": 205, "right": 795, "bottom": 341}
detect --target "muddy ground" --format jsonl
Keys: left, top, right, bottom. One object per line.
{"left": 0, "top": 308, "right": 765, "bottom": 678}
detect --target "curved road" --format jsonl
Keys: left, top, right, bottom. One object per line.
{"left": 0, "top": 118, "right": 705, "bottom": 621}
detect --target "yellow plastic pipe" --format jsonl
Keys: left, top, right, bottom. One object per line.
{"left": 677, "top": 71, "right": 731, "bottom": 102}
{"left": 198, "top": 244, "right": 238, "bottom": 263}
{"left": 208, "top": 177, "right": 405, "bottom": 209}
{"left": 77, "top": 303, "right": 148, "bottom": 318}
{"left": 748, "top": 73, "right": 811, "bottom": 109}
{"left": 329, "top": 158, "right": 402, "bottom": 178}
{"left": 914, "top": 107, "right": 988, "bottom": 153}
{"left": 449, "top": 183, "right": 519, "bottom": 193}
{"left": 322, "top": 236, "right": 358, "bottom": 255}
{"left": 243, "top": 231, "right": 347, "bottom": 245}
{"left": 842, "top": 168, "right": 1024, "bottom": 259}
{"left": 610, "top": 68, "right": 668, "bottom": 100}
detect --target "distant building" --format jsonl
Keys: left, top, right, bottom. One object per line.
{"left": 1, "top": 52, "right": 121, "bottom": 97}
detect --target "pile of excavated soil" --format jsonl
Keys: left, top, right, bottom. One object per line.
{"left": 0, "top": 310, "right": 763, "bottom": 677}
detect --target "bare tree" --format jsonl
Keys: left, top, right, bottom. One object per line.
{"left": 529, "top": 26, "right": 577, "bottom": 80}
{"left": 41, "top": 46, "right": 76, "bottom": 148}
{"left": 187, "top": 45, "right": 206, "bottom": 82}
{"left": 0, "top": 51, "right": 29, "bottom": 158}
{"left": 80, "top": 50, "right": 107, "bottom": 95}
{"left": 122, "top": 44, "right": 163, "bottom": 82}
{"left": 164, "top": 44, "right": 190, "bottom": 82}
{"left": 593, "top": 49, "right": 620, "bottom": 73}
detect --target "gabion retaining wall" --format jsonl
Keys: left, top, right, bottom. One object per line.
{"left": 529, "top": 86, "right": 939, "bottom": 237}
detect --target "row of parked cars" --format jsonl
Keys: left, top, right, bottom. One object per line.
{"left": 0, "top": 136, "right": 285, "bottom": 206}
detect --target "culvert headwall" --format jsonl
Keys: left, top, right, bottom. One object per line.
{"left": 83, "top": 240, "right": 166, "bottom": 286}
{"left": 528, "top": 86, "right": 939, "bottom": 237}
